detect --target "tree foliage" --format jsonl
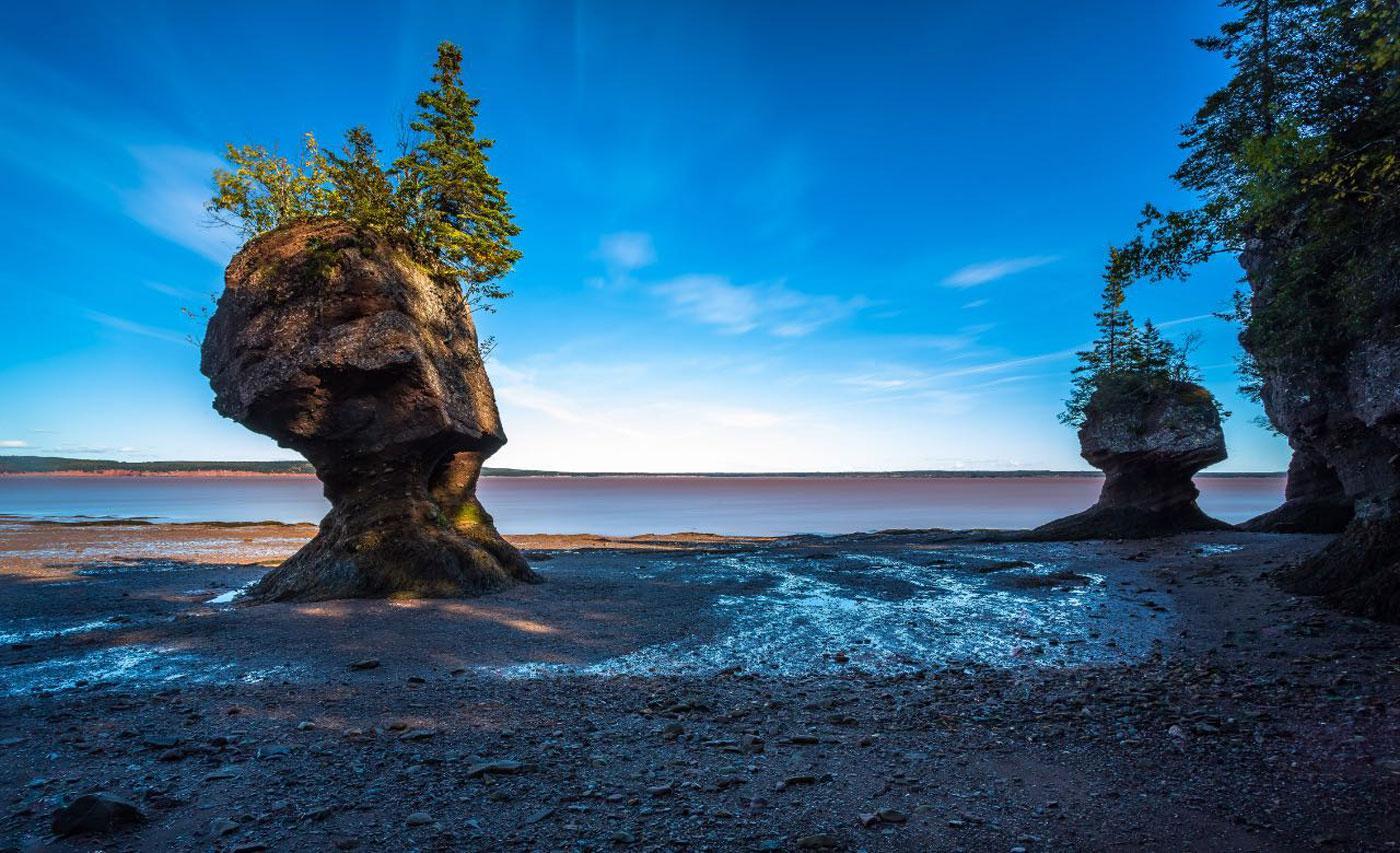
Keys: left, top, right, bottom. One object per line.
{"left": 208, "top": 42, "right": 520, "bottom": 307}
{"left": 1103, "top": 0, "right": 1399, "bottom": 387}
{"left": 1061, "top": 255, "right": 1217, "bottom": 428}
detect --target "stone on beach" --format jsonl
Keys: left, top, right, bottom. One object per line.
{"left": 51, "top": 792, "right": 146, "bottom": 836}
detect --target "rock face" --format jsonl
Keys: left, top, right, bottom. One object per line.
{"left": 1030, "top": 381, "right": 1231, "bottom": 540}
{"left": 1239, "top": 443, "right": 1353, "bottom": 533}
{"left": 201, "top": 221, "right": 537, "bottom": 602}
{"left": 1242, "top": 245, "right": 1400, "bottom": 620}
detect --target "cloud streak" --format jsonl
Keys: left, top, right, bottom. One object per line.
{"left": 651, "top": 275, "right": 866, "bottom": 337}
{"left": 942, "top": 255, "right": 1058, "bottom": 288}
{"left": 86, "top": 311, "right": 193, "bottom": 346}
{"left": 1157, "top": 313, "right": 1215, "bottom": 329}
{"left": 120, "top": 146, "right": 237, "bottom": 264}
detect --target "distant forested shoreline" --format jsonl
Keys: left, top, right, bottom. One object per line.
{"left": 0, "top": 456, "right": 1281, "bottom": 478}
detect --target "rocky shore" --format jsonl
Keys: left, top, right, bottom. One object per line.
{"left": 1, "top": 520, "right": 1397, "bottom": 851}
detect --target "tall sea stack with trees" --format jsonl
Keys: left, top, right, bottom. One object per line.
{"left": 1104, "top": 0, "right": 1399, "bottom": 618}
{"left": 200, "top": 43, "right": 537, "bottom": 601}
{"left": 1033, "top": 265, "right": 1231, "bottom": 539}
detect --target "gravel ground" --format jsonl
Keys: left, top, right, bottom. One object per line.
{"left": 0, "top": 522, "right": 1396, "bottom": 851}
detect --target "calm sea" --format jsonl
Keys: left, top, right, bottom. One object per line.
{"left": 0, "top": 474, "right": 1285, "bottom": 536}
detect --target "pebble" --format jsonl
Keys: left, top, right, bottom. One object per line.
{"left": 209, "top": 817, "right": 240, "bottom": 837}
{"left": 466, "top": 759, "right": 531, "bottom": 778}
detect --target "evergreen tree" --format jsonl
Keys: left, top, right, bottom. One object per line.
{"left": 1101, "top": 0, "right": 1399, "bottom": 376}
{"left": 395, "top": 42, "right": 521, "bottom": 299}
{"left": 1062, "top": 257, "right": 1143, "bottom": 426}
{"left": 207, "top": 42, "right": 522, "bottom": 309}
{"left": 324, "top": 127, "right": 399, "bottom": 232}
{"left": 1061, "top": 254, "right": 1220, "bottom": 427}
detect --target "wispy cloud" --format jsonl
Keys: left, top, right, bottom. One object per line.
{"left": 700, "top": 406, "right": 785, "bottom": 429}
{"left": 1157, "top": 313, "right": 1215, "bottom": 329}
{"left": 40, "top": 445, "right": 141, "bottom": 456}
{"left": 491, "top": 361, "right": 649, "bottom": 439}
{"left": 86, "top": 311, "right": 193, "bottom": 346}
{"left": 836, "top": 345, "right": 1080, "bottom": 400}
{"left": 652, "top": 275, "right": 866, "bottom": 337}
{"left": 588, "top": 232, "right": 657, "bottom": 289}
{"left": 596, "top": 232, "right": 656, "bottom": 273}
{"left": 929, "top": 346, "right": 1080, "bottom": 380}
{"left": 0, "top": 440, "right": 31, "bottom": 448}
{"left": 942, "top": 255, "right": 1059, "bottom": 288}
{"left": 120, "top": 146, "right": 236, "bottom": 264}
{"left": 145, "top": 280, "right": 204, "bottom": 300}
{"left": 962, "top": 298, "right": 989, "bottom": 309}
{"left": 891, "top": 324, "right": 995, "bottom": 352}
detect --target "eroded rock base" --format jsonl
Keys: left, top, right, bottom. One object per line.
{"left": 1240, "top": 447, "right": 1353, "bottom": 534}
{"left": 244, "top": 454, "right": 537, "bottom": 603}
{"left": 1027, "top": 502, "right": 1232, "bottom": 541}
{"left": 246, "top": 517, "right": 536, "bottom": 603}
{"left": 1278, "top": 514, "right": 1400, "bottom": 623}
{"left": 1240, "top": 497, "right": 1353, "bottom": 534}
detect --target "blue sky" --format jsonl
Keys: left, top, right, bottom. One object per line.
{"left": 0, "top": 0, "right": 1289, "bottom": 472}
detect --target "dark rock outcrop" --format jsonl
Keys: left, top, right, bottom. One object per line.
{"left": 1242, "top": 245, "right": 1400, "bottom": 620}
{"left": 201, "top": 221, "right": 537, "bottom": 602}
{"left": 1239, "top": 443, "right": 1352, "bottom": 533}
{"left": 1030, "top": 381, "right": 1231, "bottom": 540}
{"left": 52, "top": 792, "right": 145, "bottom": 836}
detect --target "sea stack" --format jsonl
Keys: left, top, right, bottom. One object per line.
{"left": 201, "top": 220, "right": 537, "bottom": 602}
{"left": 1239, "top": 443, "right": 1352, "bottom": 533}
{"left": 1031, "top": 381, "right": 1231, "bottom": 539}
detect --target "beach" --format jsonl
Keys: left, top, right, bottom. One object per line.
{"left": 1, "top": 519, "right": 1396, "bottom": 850}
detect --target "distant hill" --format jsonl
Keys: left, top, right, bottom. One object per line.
{"left": 0, "top": 455, "right": 1282, "bottom": 478}
{"left": 0, "top": 456, "right": 316, "bottom": 475}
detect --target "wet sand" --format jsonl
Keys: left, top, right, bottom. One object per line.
{"left": 1, "top": 521, "right": 1397, "bottom": 850}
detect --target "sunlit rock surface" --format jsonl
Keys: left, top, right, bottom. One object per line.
{"left": 201, "top": 221, "right": 535, "bottom": 602}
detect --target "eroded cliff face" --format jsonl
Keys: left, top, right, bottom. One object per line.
{"left": 1239, "top": 443, "right": 1352, "bottom": 534}
{"left": 1242, "top": 246, "right": 1400, "bottom": 620}
{"left": 201, "top": 221, "right": 537, "bottom": 602}
{"left": 1030, "top": 381, "right": 1230, "bottom": 540}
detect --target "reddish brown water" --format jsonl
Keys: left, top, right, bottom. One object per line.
{"left": 0, "top": 474, "right": 1285, "bottom": 536}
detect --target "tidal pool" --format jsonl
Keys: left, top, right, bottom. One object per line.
{"left": 2, "top": 644, "right": 300, "bottom": 695}
{"left": 493, "top": 543, "right": 1172, "bottom": 678}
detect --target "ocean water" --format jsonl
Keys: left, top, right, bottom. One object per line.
{"left": 0, "top": 474, "right": 1285, "bottom": 536}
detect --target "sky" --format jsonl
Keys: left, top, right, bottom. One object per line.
{"left": 0, "top": 0, "right": 1291, "bottom": 473}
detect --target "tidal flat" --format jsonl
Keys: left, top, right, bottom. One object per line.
{"left": 0, "top": 521, "right": 1396, "bottom": 850}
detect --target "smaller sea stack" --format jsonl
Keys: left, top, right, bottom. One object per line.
{"left": 1031, "top": 380, "right": 1231, "bottom": 540}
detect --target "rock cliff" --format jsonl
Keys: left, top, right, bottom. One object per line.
{"left": 1030, "top": 380, "right": 1231, "bottom": 540}
{"left": 201, "top": 220, "right": 537, "bottom": 602}
{"left": 1242, "top": 245, "right": 1400, "bottom": 620}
